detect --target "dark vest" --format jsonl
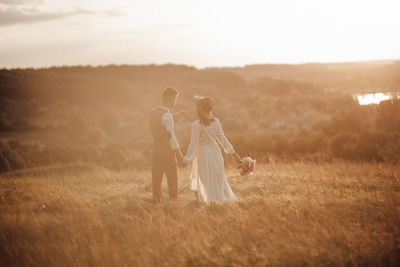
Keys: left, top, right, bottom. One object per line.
{"left": 150, "top": 107, "right": 171, "bottom": 150}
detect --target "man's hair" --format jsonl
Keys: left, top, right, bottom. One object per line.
{"left": 162, "top": 87, "right": 179, "bottom": 102}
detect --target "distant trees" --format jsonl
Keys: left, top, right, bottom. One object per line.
{"left": 1, "top": 63, "right": 400, "bottom": 172}
{"left": 376, "top": 99, "right": 400, "bottom": 132}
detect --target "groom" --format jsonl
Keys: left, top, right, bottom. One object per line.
{"left": 150, "top": 87, "right": 186, "bottom": 203}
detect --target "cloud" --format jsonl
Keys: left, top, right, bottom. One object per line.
{"left": 104, "top": 7, "right": 126, "bottom": 17}
{"left": 0, "top": 0, "right": 42, "bottom": 5}
{"left": 0, "top": 40, "right": 98, "bottom": 68}
{"left": 0, "top": 7, "right": 92, "bottom": 26}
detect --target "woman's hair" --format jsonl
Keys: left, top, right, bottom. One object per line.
{"left": 196, "top": 96, "right": 215, "bottom": 126}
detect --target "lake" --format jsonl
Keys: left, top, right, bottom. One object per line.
{"left": 352, "top": 92, "right": 400, "bottom": 105}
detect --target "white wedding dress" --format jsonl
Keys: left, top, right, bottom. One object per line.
{"left": 183, "top": 118, "right": 237, "bottom": 203}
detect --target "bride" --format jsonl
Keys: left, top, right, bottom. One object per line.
{"left": 183, "top": 95, "right": 242, "bottom": 203}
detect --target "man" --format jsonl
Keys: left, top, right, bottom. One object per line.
{"left": 150, "top": 87, "right": 186, "bottom": 203}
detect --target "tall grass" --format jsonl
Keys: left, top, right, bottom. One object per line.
{"left": 1, "top": 162, "right": 399, "bottom": 266}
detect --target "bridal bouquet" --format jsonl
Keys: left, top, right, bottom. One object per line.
{"left": 238, "top": 157, "right": 256, "bottom": 176}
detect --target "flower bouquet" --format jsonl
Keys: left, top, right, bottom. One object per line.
{"left": 238, "top": 157, "right": 256, "bottom": 176}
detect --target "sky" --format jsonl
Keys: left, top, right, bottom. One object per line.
{"left": 1, "top": 0, "right": 400, "bottom": 68}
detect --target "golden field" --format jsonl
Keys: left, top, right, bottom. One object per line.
{"left": 1, "top": 161, "right": 399, "bottom": 266}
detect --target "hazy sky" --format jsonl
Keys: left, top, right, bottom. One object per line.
{"left": 1, "top": 0, "right": 399, "bottom": 68}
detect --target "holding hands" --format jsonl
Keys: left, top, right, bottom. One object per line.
{"left": 176, "top": 149, "right": 187, "bottom": 168}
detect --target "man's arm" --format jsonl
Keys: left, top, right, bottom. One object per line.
{"left": 162, "top": 113, "right": 180, "bottom": 150}
{"left": 162, "top": 112, "right": 186, "bottom": 167}
{"left": 172, "top": 109, "right": 187, "bottom": 120}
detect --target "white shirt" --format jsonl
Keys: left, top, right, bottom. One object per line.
{"left": 159, "top": 106, "right": 180, "bottom": 150}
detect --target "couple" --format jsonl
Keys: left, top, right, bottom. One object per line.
{"left": 150, "top": 87, "right": 242, "bottom": 204}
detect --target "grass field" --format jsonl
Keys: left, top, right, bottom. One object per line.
{"left": 1, "top": 162, "right": 399, "bottom": 266}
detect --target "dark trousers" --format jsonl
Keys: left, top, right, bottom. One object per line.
{"left": 151, "top": 147, "right": 177, "bottom": 203}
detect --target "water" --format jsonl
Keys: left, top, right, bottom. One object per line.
{"left": 352, "top": 92, "right": 400, "bottom": 105}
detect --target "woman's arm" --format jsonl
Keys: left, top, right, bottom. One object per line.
{"left": 183, "top": 122, "right": 200, "bottom": 163}
{"left": 215, "top": 119, "right": 242, "bottom": 163}
{"left": 232, "top": 152, "right": 242, "bottom": 164}
{"left": 215, "top": 119, "right": 235, "bottom": 155}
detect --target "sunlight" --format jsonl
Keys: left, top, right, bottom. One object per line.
{"left": 0, "top": 0, "right": 399, "bottom": 67}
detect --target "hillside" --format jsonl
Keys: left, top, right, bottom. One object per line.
{"left": 208, "top": 60, "right": 400, "bottom": 93}
{"left": 0, "top": 62, "right": 399, "bottom": 172}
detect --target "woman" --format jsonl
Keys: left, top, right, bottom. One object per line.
{"left": 183, "top": 95, "right": 241, "bottom": 203}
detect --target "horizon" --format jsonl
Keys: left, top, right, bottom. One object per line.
{"left": 1, "top": 0, "right": 400, "bottom": 69}
{"left": 1, "top": 58, "right": 399, "bottom": 71}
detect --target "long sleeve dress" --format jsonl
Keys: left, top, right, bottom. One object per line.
{"left": 183, "top": 118, "right": 237, "bottom": 203}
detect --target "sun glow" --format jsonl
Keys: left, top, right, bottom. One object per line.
{"left": 0, "top": 0, "right": 400, "bottom": 68}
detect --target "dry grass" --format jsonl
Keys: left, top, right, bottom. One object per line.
{"left": 1, "top": 162, "right": 400, "bottom": 266}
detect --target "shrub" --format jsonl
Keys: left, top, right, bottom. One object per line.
{"left": 352, "top": 131, "right": 389, "bottom": 161}
{"left": 0, "top": 140, "right": 42, "bottom": 172}
{"left": 376, "top": 99, "right": 400, "bottom": 132}
{"left": 378, "top": 132, "right": 400, "bottom": 164}
{"left": 330, "top": 132, "right": 358, "bottom": 159}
